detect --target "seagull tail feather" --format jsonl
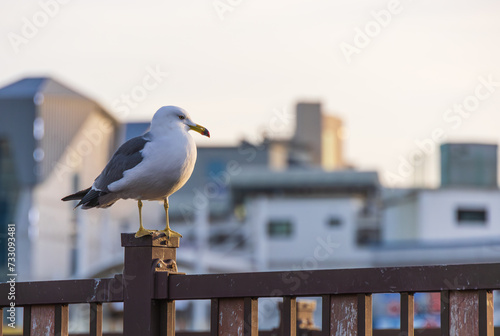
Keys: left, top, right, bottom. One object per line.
{"left": 61, "top": 187, "right": 91, "bottom": 202}
{"left": 62, "top": 187, "right": 109, "bottom": 209}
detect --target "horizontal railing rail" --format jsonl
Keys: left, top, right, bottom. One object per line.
{"left": 67, "top": 330, "right": 449, "bottom": 336}
{"left": 164, "top": 262, "right": 500, "bottom": 299}
{"left": 0, "top": 276, "right": 123, "bottom": 307}
{"left": 5, "top": 262, "right": 499, "bottom": 307}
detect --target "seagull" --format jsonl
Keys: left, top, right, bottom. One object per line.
{"left": 62, "top": 106, "right": 210, "bottom": 238}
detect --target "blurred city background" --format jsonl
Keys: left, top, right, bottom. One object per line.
{"left": 1, "top": 0, "right": 500, "bottom": 334}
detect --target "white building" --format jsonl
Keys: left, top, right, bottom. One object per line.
{"left": 384, "top": 188, "right": 500, "bottom": 242}
{"left": 231, "top": 168, "right": 380, "bottom": 270}
{"left": 376, "top": 143, "right": 500, "bottom": 266}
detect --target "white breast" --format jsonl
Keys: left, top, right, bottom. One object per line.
{"left": 108, "top": 130, "right": 197, "bottom": 200}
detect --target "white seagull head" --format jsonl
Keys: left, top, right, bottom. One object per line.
{"left": 150, "top": 106, "right": 210, "bottom": 138}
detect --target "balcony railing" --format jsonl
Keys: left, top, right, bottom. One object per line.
{"left": 0, "top": 232, "right": 498, "bottom": 335}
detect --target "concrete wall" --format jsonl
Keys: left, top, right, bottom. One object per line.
{"left": 383, "top": 188, "right": 500, "bottom": 244}
{"left": 418, "top": 188, "right": 500, "bottom": 241}
{"left": 382, "top": 193, "right": 418, "bottom": 242}
{"left": 249, "top": 196, "right": 371, "bottom": 270}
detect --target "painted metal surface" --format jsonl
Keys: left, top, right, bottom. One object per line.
{"left": 26, "top": 304, "right": 68, "bottom": 336}
{"left": 400, "top": 292, "right": 414, "bottom": 336}
{"left": 0, "top": 233, "right": 495, "bottom": 335}
{"left": 447, "top": 290, "right": 493, "bottom": 336}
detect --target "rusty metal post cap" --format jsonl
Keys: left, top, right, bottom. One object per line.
{"left": 121, "top": 232, "right": 181, "bottom": 248}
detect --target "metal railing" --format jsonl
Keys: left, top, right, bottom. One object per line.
{"left": 0, "top": 232, "right": 499, "bottom": 335}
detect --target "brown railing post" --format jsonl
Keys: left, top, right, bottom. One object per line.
{"left": 121, "top": 232, "right": 180, "bottom": 336}
{"left": 442, "top": 290, "right": 493, "bottom": 336}
{"left": 323, "top": 294, "right": 372, "bottom": 336}
{"left": 23, "top": 304, "right": 68, "bottom": 336}
{"left": 210, "top": 297, "right": 258, "bottom": 336}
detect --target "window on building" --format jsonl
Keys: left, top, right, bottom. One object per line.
{"left": 456, "top": 208, "right": 487, "bottom": 225}
{"left": 327, "top": 216, "right": 342, "bottom": 227}
{"left": 268, "top": 220, "right": 293, "bottom": 238}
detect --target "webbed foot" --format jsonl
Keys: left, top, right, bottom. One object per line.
{"left": 158, "top": 228, "right": 183, "bottom": 239}
{"left": 135, "top": 227, "right": 154, "bottom": 238}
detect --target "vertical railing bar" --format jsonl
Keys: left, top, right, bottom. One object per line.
{"left": 440, "top": 290, "right": 450, "bottom": 336}
{"left": 282, "top": 296, "right": 297, "bottom": 336}
{"left": 479, "top": 290, "right": 486, "bottom": 336}
{"left": 55, "top": 305, "right": 61, "bottom": 335}
{"left": 210, "top": 299, "right": 219, "bottom": 336}
{"left": 357, "top": 294, "right": 372, "bottom": 336}
{"left": 243, "top": 297, "right": 258, "bottom": 336}
{"left": 321, "top": 295, "right": 331, "bottom": 336}
{"left": 478, "top": 290, "right": 493, "bottom": 336}
{"left": 167, "top": 300, "right": 176, "bottom": 336}
{"left": 54, "top": 304, "right": 69, "bottom": 336}
{"left": 400, "top": 292, "right": 414, "bottom": 336}
{"left": 358, "top": 294, "right": 366, "bottom": 336}
{"left": 23, "top": 305, "right": 31, "bottom": 336}
{"left": 366, "top": 294, "right": 373, "bottom": 336}
{"left": 90, "top": 303, "right": 103, "bottom": 336}
{"left": 159, "top": 300, "right": 175, "bottom": 336}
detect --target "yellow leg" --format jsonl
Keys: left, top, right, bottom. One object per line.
{"left": 135, "top": 200, "right": 153, "bottom": 238}
{"left": 159, "top": 198, "right": 182, "bottom": 238}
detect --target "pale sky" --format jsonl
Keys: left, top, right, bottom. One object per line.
{"left": 1, "top": 0, "right": 500, "bottom": 187}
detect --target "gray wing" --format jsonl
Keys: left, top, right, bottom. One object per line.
{"left": 62, "top": 134, "right": 151, "bottom": 209}
{"left": 94, "top": 134, "right": 150, "bottom": 192}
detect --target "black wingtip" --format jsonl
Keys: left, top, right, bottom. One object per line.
{"left": 62, "top": 187, "right": 92, "bottom": 202}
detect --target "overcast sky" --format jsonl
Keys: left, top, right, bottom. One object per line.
{"left": 1, "top": 0, "right": 500, "bottom": 187}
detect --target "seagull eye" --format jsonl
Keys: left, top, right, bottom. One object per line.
{"left": 178, "top": 115, "right": 185, "bottom": 120}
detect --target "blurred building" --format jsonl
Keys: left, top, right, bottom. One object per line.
{"left": 0, "top": 77, "right": 122, "bottom": 281}
{"left": 291, "top": 102, "right": 344, "bottom": 170}
{"left": 378, "top": 143, "right": 500, "bottom": 266}
{"left": 169, "top": 102, "right": 347, "bottom": 230}
{"left": 373, "top": 143, "right": 500, "bottom": 328}
{"left": 168, "top": 142, "right": 270, "bottom": 223}
{"left": 441, "top": 143, "right": 497, "bottom": 188}
{"left": 232, "top": 168, "right": 380, "bottom": 270}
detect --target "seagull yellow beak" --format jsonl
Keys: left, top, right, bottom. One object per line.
{"left": 189, "top": 124, "right": 210, "bottom": 138}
